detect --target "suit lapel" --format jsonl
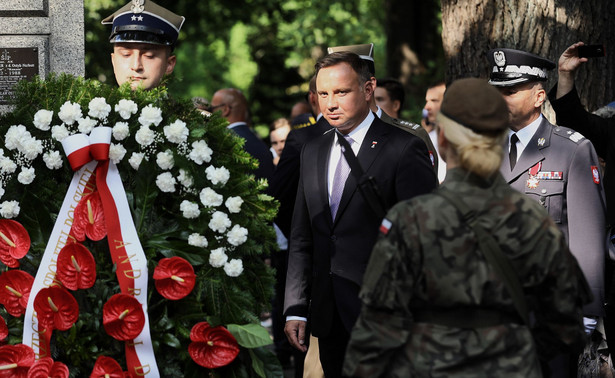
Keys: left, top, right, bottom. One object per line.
{"left": 316, "top": 130, "right": 335, "bottom": 227}
{"left": 502, "top": 119, "right": 551, "bottom": 183}
{"left": 333, "top": 118, "right": 389, "bottom": 226}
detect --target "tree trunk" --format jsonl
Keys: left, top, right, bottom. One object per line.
{"left": 441, "top": 0, "right": 615, "bottom": 112}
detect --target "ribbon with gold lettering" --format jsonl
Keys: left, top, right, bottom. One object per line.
{"left": 23, "top": 127, "right": 159, "bottom": 376}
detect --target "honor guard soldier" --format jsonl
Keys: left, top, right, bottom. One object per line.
{"left": 327, "top": 44, "right": 439, "bottom": 176}
{"left": 102, "top": 0, "right": 185, "bottom": 90}
{"left": 489, "top": 48, "right": 608, "bottom": 377}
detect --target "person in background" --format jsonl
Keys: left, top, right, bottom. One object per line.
{"left": 270, "top": 118, "right": 292, "bottom": 166}
{"left": 290, "top": 100, "right": 313, "bottom": 120}
{"left": 284, "top": 51, "right": 436, "bottom": 377}
{"left": 422, "top": 82, "right": 447, "bottom": 183}
{"left": 103, "top": 0, "right": 184, "bottom": 91}
{"left": 489, "top": 47, "right": 608, "bottom": 377}
{"left": 344, "top": 77, "right": 589, "bottom": 377}
{"left": 374, "top": 77, "right": 404, "bottom": 119}
{"left": 209, "top": 88, "right": 274, "bottom": 181}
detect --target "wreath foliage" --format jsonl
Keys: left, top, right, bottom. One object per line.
{"left": 0, "top": 74, "right": 281, "bottom": 377}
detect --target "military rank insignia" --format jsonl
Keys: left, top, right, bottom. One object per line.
{"left": 526, "top": 162, "right": 541, "bottom": 189}
{"left": 592, "top": 166, "right": 601, "bottom": 184}
{"left": 379, "top": 218, "right": 392, "bottom": 235}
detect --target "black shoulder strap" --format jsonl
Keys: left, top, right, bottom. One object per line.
{"left": 336, "top": 131, "right": 387, "bottom": 219}
{"left": 437, "top": 187, "right": 530, "bottom": 325}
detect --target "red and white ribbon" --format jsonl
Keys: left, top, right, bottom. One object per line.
{"left": 23, "top": 127, "right": 159, "bottom": 376}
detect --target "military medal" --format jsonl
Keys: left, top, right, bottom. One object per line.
{"left": 526, "top": 162, "right": 542, "bottom": 189}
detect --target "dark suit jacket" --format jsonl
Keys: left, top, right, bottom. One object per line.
{"left": 230, "top": 123, "right": 275, "bottom": 180}
{"left": 267, "top": 117, "right": 331, "bottom": 238}
{"left": 500, "top": 117, "right": 607, "bottom": 316}
{"left": 284, "top": 116, "right": 438, "bottom": 336}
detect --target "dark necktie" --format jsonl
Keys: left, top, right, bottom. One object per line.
{"left": 509, "top": 133, "right": 519, "bottom": 170}
{"left": 330, "top": 134, "right": 354, "bottom": 220}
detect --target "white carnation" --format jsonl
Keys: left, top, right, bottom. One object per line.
{"left": 178, "top": 169, "right": 193, "bottom": 188}
{"left": 0, "top": 186, "right": 4, "bottom": 200}
{"left": 225, "top": 196, "right": 244, "bottom": 214}
{"left": 209, "top": 247, "right": 228, "bottom": 268}
{"left": 0, "top": 157, "right": 17, "bottom": 174}
{"left": 114, "top": 99, "right": 138, "bottom": 119}
{"left": 88, "top": 97, "right": 111, "bottom": 120}
{"left": 135, "top": 125, "right": 155, "bottom": 146}
{"left": 42, "top": 151, "right": 63, "bottom": 170}
{"left": 33, "top": 109, "right": 53, "bottom": 131}
{"left": 138, "top": 104, "right": 163, "bottom": 127}
{"left": 205, "top": 165, "right": 230, "bottom": 186}
{"left": 0, "top": 201, "right": 20, "bottom": 218}
{"left": 156, "top": 150, "right": 174, "bottom": 170}
{"left": 77, "top": 116, "right": 98, "bottom": 134}
{"left": 200, "top": 187, "right": 223, "bottom": 207}
{"left": 188, "top": 233, "right": 208, "bottom": 247}
{"left": 188, "top": 140, "right": 213, "bottom": 165}
{"left": 227, "top": 224, "right": 248, "bottom": 246}
{"left": 163, "top": 119, "right": 189, "bottom": 144}
{"left": 109, "top": 144, "right": 127, "bottom": 164}
{"left": 224, "top": 259, "right": 244, "bottom": 277}
{"left": 58, "top": 101, "right": 82, "bottom": 125}
{"left": 128, "top": 152, "right": 145, "bottom": 170}
{"left": 209, "top": 211, "right": 231, "bottom": 233}
{"left": 20, "top": 137, "right": 43, "bottom": 160}
{"left": 180, "top": 200, "right": 201, "bottom": 219}
{"left": 17, "top": 167, "right": 35, "bottom": 185}
{"left": 156, "top": 172, "right": 176, "bottom": 193}
{"left": 5, "top": 125, "right": 28, "bottom": 150}
{"left": 112, "top": 122, "right": 130, "bottom": 140}
{"left": 51, "top": 125, "right": 70, "bottom": 142}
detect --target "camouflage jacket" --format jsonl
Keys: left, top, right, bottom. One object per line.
{"left": 343, "top": 168, "right": 590, "bottom": 378}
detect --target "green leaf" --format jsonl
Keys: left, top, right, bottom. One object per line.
{"left": 249, "top": 349, "right": 266, "bottom": 378}
{"left": 227, "top": 323, "right": 272, "bottom": 348}
{"left": 250, "top": 347, "right": 284, "bottom": 378}
{"left": 162, "top": 332, "right": 182, "bottom": 348}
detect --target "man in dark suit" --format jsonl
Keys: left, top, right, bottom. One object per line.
{"left": 489, "top": 48, "right": 607, "bottom": 377}
{"left": 284, "top": 51, "right": 437, "bottom": 377}
{"left": 210, "top": 88, "right": 274, "bottom": 180}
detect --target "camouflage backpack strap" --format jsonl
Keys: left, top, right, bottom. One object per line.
{"left": 436, "top": 187, "right": 530, "bottom": 326}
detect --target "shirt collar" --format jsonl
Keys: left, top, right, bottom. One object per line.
{"left": 509, "top": 114, "right": 542, "bottom": 147}
{"left": 337, "top": 111, "right": 374, "bottom": 148}
{"left": 227, "top": 121, "right": 247, "bottom": 129}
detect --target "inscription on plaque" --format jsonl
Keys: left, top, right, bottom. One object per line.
{"left": 0, "top": 48, "right": 39, "bottom": 105}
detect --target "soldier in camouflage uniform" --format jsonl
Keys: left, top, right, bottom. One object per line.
{"left": 343, "top": 78, "right": 590, "bottom": 377}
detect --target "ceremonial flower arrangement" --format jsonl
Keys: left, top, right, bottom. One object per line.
{"left": 0, "top": 74, "right": 280, "bottom": 377}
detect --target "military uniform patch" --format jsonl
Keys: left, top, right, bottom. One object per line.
{"left": 379, "top": 218, "right": 392, "bottom": 235}
{"left": 592, "top": 166, "right": 600, "bottom": 184}
{"left": 537, "top": 137, "right": 545, "bottom": 147}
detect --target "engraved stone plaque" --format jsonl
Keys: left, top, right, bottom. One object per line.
{"left": 0, "top": 47, "right": 39, "bottom": 105}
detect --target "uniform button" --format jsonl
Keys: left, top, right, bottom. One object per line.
{"left": 541, "top": 189, "right": 547, "bottom": 194}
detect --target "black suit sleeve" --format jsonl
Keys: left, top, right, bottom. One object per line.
{"left": 394, "top": 135, "right": 438, "bottom": 202}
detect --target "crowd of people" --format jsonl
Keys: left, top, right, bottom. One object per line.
{"left": 103, "top": 1, "right": 614, "bottom": 377}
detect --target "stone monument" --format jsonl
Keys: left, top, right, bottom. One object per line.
{"left": 0, "top": 0, "right": 84, "bottom": 113}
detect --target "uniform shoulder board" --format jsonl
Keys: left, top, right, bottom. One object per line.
{"left": 553, "top": 126, "right": 585, "bottom": 144}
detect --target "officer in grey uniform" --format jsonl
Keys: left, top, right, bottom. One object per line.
{"left": 327, "top": 44, "right": 439, "bottom": 176}
{"left": 489, "top": 48, "right": 608, "bottom": 377}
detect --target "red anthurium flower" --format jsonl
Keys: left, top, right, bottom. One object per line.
{"left": 0, "top": 343, "right": 35, "bottom": 378}
{"left": 33, "top": 287, "right": 79, "bottom": 331}
{"left": 188, "top": 321, "right": 240, "bottom": 369}
{"left": 0, "top": 317, "right": 6, "bottom": 341}
{"left": 0, "top": 220, "right": 31, "bottom": 268}
{"left": 56, "top": 243, "right": 96, "bottom": 290}
{"left": 26, "top": 356, "right": 69, "bottom": 378}
{"left": 70, "top": 191, "right": 106, "bottom": 242}
{"left": 90, "top": 355, "right": 125, "bottom": 378}
{"left": 153, "top": 257, "right": 196, "bottom": 300}
{"left": 103, "top": 294, "right": 145, "bottom": 341}
{"left": 0, "top": 270, "right": 34, "bottom": 317}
